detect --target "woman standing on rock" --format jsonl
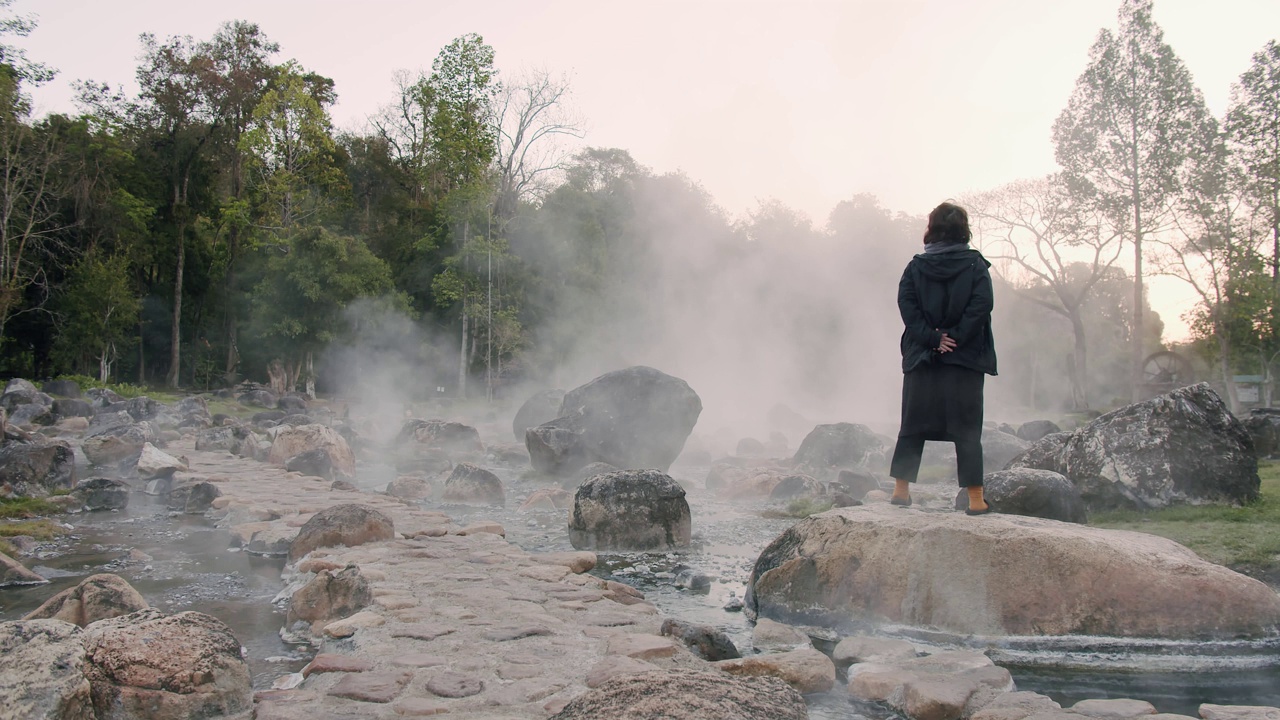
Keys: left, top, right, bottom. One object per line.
{"left": 889, "top": 202, "right": 997, "bottom": 514}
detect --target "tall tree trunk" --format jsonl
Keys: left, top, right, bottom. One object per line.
{"left": 304, "top": 350, "right": 315, "bottom": 400}
{"left": 1069, "top": 310, "right": 1089, "bottom": 410}
{"left": 1217, "top": 316, "right": 1240, "bottom": 415}
{"left": 167, "top": 221, "right": 185, "bottom": 388}
{"left": 458, "top": 308, "right": 468, "bottom": 399}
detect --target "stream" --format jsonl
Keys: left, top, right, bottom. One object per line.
{"left": 3, "top": 459, "right": 1279, "bottom": 716}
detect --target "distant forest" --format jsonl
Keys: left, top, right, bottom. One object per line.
{"left": 0, "top": 0, "right": 1277, "bottom": 417}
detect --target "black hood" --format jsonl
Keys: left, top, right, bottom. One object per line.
{"left": 911, "top": 248, "right": 991, "bottom": 281}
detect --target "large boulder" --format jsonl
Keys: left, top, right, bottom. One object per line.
{"left": 792, "top": 423, "right": 884, "bottom": 478}
{"left": 193, "top": 424, "right": 251, "bottom": 453}
{"left": 166, "top": 480, "right": 222, "bottom": 514}
{"left": 101, "top": 396, "right": 159, "bottom": 422}
{"left": 953, "top": 469, "right": 1087, "bottom": 523}
{"left": 659, "top": 618, "right": 741, "bottom": 661}
{"left": 0, "top": 378, "right": 48, "bottom": 412}
{"left": 2, "top": 551, "right": 48, "bottom": 586}
{"left": 1244, "top": 408, "right": 1280, "bottom": 459}
{"left": 568, "top": 469, "right": 691, "bottom": 551}
{"left": 1016, "top": 420, "right": 1062, "bottom": 443}
{"left": 848, "top": 650, "right": 1014, "bottom": 720}
{"left": 982, "top": 428, "right": 1029, "bottom": 471}
{"left": 287, "top": 566, "right": 372, "bottom": 630}
{"left": 52, "top": 398, "right": 95, "bottom": 420}
{"left": 268, "top": 423, "right": 355, "bottom": 479}
{"left": 285, "top": 448, "right": 333, "bottom": 479}
{"left": 441, "top": 462, "right": 505, "bottom": 506}
{"left": 1008, "top": 384, "right": 1259, "bottom": 510}
{"left": 42, "top": 379, "right": 83, "bottom": 398}
{"left": 23, "top": 573, "right": 149, "bottom": 627}
{"left": 548, "top": 669, "right": 807, "bottom": 720}
{"left": 71, "top": 477, "right": 130, "bottom": 512}
{"left": 135, "top": 442, "right": 187, "bottom": 479}
{"left": 288, "top": 503, "right": 394, "bottom": 562}
{"left": 395, "top": 419, "right": 485, "bottom": 457}
{"left": 81, "top": 608, "right": 251, "bottom": 720}
{"left": 0, "top": 619, "right": 95, "bottom": 720}
{"left": 10, "top": 401, "right": 55, "bottom": 426}
{"left": 527, "top": 366, "right": 702, "bottom": 476}
{"left": 0, "top": 438, "right": 75, "bottom": 498}
{"left": 746, "top": 504, "right": 1280, "bottom": 639}
{"left": 512, "top": 388, "right": 564, "bottom": 442}
{"left": 82, "top": 422, "right": 156, "bottom": 469}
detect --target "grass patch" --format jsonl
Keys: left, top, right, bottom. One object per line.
{"left": 0, "top": 518, "right": 65, "bottom": 541}
{"left": 0, "top": 497, "right": 61, "bottom": 519}
{"left": 1090, "top": 462, "right": 1280, "bottom": 575}
{"left": 207, "top": 399, "right": 258, "bottom": 419}
{"left": 761, "top": 497, "right": 835, "bottom": 519}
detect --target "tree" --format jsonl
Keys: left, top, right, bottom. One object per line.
{"left": 204, "top": 20, "right": 278, "bottom": 382}
{"left": 0, "top": 0, "right": 54, "bottom": 87}
{"left": 54, "top": 252, "right": 139, "bottom": 380}
{"left": 1052, "top": 0, "right": 1211, "bottom": 401}
{"left": 241, "top": 61, "right": 345, "bottom": 235}
{"left": 970, "top": 176, "right": 1123, "bottom": 408}
{"left": 249, "top": 227, "right": 400, "bottom": 397}
{"left": 0, "top": 73, "right": 68, "bottom": 341}
{"left": 492, "top": 68, "right": 582, "bottom": 225}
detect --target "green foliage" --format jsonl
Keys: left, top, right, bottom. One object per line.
{"left": 53, "top": 252, "right": 140, "bottom": 381}
{"left": 1091, "top": 462, "right": 1280, "bottom": 575}
{"left": 0, "top": 518, "right": 65, "bottom": 540}
{"left": 0, "top": 496, "right": 60, "bottom": 519}
{"left": 43, "top": 374, "right": 151, "bottom": 399}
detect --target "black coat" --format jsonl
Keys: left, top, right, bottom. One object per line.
{"left": 897, "top": 247, "right": 997, "bottom": 375}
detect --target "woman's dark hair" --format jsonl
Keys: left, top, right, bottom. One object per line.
{"left": 923, "top": 202, "right": 972, "bottom": 245}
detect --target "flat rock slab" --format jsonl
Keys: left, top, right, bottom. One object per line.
{"left": 1200, "top": 707, "right": 1280, "bottom": 720}
{"left": 535, "top": 551, "right": 597, "bottom": 573}
{"left": 327, "top": 670, "right": 412, "bottom": 703}
{"left": 585, "top": 655, "right": 656, "bottom": 688}
{"left": 1071, "top": 698, "right": 1159, "bottom": 717}
{"left": 482, "top": 624, "right": 553, "bottom": 641}
{"left": 302, "top": 653, "right": 373, "bottom": 676}
{"left": 425, "top": 670, "right": 484, "bottom": 698}
{"left": 393, "top": 697, "right": 450, "bottom": 716}
{"left": 389, "top": 653, "right": 448, "bottom": 668}
{"left": 714, "top": 647, "right": 836, "bottom": 693}
{"left": 605, "top": 633, "right": 678, "bottom": 660}
{"left": 390, "top": 623, "right": 457, "bottom": 642}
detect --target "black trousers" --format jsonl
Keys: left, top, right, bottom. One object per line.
{"left": 889, "top": 434, "right": 984, "bottom": 488}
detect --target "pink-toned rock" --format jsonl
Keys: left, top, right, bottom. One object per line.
{"left": 390, "top": 653, "right": 448, "bottom": 668}
{"left": 520, "top": 486, "right": 572, "bottom": 512}
{"left": 301, "top": 653, "right": 373, "bottom": 677}
{"left": 0, "top": 619, "right": 94, "bottom": 720}
{"left": 22, "top": 573, "right": 147, "bottom": 627}
{"left": 605, "top": 633, "right": 678, "bottom": 660}
{"left": 585, "top": 655, "right": 656, "bottom": 688}
{"left": 327, "top": 671, "right": 412, "bottom": 703}
{"left": 457, "top": 521, "right": 505, "bottom": 537}
{"left": 714, "top": 647, "right": 835, "bottom": 693}
{"left": 425, "top": 670, "right": 484, "bottom": 698}
{"left": 288, "top": 504, "right": 394, "bottom": 562}
{"left": 289, "top": 566, "right": 371, "bottom": 629}
{"left": 268, "top": 424, "right": 355, "bottom": 478}
{"left": 535, "top": 551, "right": 597, "bottom": 573}
{"left": 393, "top": 697, "right": 450, "bottom": 716}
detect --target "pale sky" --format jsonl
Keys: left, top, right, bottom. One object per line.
{"left": 13, "top": 0, "right": 1280, "bottom": 339}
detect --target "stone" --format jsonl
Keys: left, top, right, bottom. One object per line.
{"left": 457, "top": 521, "right": 505, "bottom": 536}
{"left": 301, "top": 653, "right": 373, "bottom": 676}
{"left": 584, "top": 656, "right": 656, "bottom": 688}
{"left": 389, "top": 653, "right": 447, "bottom": 668}
{"left": 1070, "top": 698, "right": 1159, "bottom": 717}
{"left": 714, "top": 647, "right": 836, "bottom": 694}
{"left": 288, "top": 503, "right": 394, "bottom": 562}
{"left": 43, "top": 379, "right": 83, "bottom": 398}
{"left": 752, "top": 617, "right": 810, "bottom": 652}
{"left": 22, "top": 573, "right": 148, "bottom": 626}
{"left": 387, "top": 475, "right": 432, "bottom": 500}
{"left": 736, "top": 437, "right": 767, "bottom": 456}
{"left": 247, "top": 525, "right": 297, "bottom": 556}
{"left": 397, "top": 418, "right": 485, "bottom": 456}
{"left": 82, "top": 422, "right": 155, "bottom": 468}
{"left": 848, "top": 650, "right": 1004, "bottom": 704}
{"left": 792, "top": 422, "right": 885, "bottom": 477}
{"left": 482, "top": 624, "right": 552, "bottom": 641}
{"left": 0, "top": 378, "right": 47, "bottom": 411}
{"left": 277, "top": 395, "right": 309, "bottom": 413}
{"left": 167, "top": 480, "right": 222, "bottom": 513}
{"left": 441, "top": 462, "right": 505, "bottom": 505}
{"left": 1, "top": 550, "right": 48, "bottom": 586}
{"left": 390, "top": 623, "right": 456, "bottom": 641}
{"left": 425, "top": 670, "right": 484, "bottom": 698}
{"left": 0, "top": 619, "right": 94, "bottom": 720}
{"left": 513, "top": 388, "right": 565, "bottom": 441}
{"left": 832, "top": 636, "right": 919, "bottom": 667}
{"left": 284, "top": 448, "right": 333, "bottom": 480}
{"left": 193, "top": 424, "right": 251, "bottom": 453}
{"left": 536, "top": 551, "right": 597, "bottom": 573}
{"left": 393, "top": 698, "right": 450, "bottom": 716}
{"left": 1244, "top": 410, "right": 1280, "bottom": 458}
{"left": 1017, "top": 420, "right": 1062, "bottom": 442}
{"left": 82, "top": 608, "right": 251, "bottom": 720}
{"left": 71, "top": 477, "right": 130, "bottom": 512}
{"left": 971, "top": 691, "right": 1064, "bottom": 720}
{"left": 952, "top": 468, "right": 1087, "bottom": 523}
{"left": 659, "top": 618, "right": 740, "bottom": 660}
{"left": 9, "top": 401, "right": 54, "bottom": 426}
{"left": 526, "top": 366, "right": 702, "bottom": 476}
{"left": 1199, "top": 706, "right": 1280, "bottom": 720}
{"left": 327, "top": 670, "right": 412, "bottom": 703}
{"left": 52, "top": 398, "right": 94, "bottom": 419}
{"left": 1008, "top": 384, "right": 1259, "bottom": 510}
{"left": 569, "top": 469, "right": 691, "bottom": 551}
{"left": 238, "top": 388, "right": 277, "bottom": 408}
{"left": 768, "top": 473, "right": 824, "bottom": 500}
{"left": 289, "top": 566, "right": 372, "bottom": 628}
{"left": 605, "top": 633, "right": 678, "bottom": 660}
{"left": 0, "top": 438, "right": 75, "bottom": 498}
{"left": 982, "top": 428, "right": 1031, "bottom": 472}
{"left": 837, "top": 468, "right": 883, "bottom": 497}
{"left": 269, "top": 424, "right": 355, "bottom": 479}
{"left": 746, "top": 504, "right": 1280, "bottom": 639}
{"left": 568, "top": 461, "right": 620, "bottom": 488}
{"left": 135, "top": 442, "right": 187, "bottom": 479}
{"left": 323, "top": 610, "right": 386, "bottom": 638}
{"left": 548, "top": 669, "right": 808, "bottom": 720}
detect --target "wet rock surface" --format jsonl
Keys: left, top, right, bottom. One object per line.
{"left": 0, "top": 437, "right": 75, "bottom": 497}
{"left": 569, "top": 469, "right": 691, "bottom": 550}
{"left": 287, "top": 503, "right": 395, "bottom": 562}
{"left": 0, "top": 619, "right": 95, "bottom": 720}
{"left": 22, "top": 573, "right": 148, "bottom": 626}
{"left": 747, "top": 504, "right": 1280, "bottom": 639}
